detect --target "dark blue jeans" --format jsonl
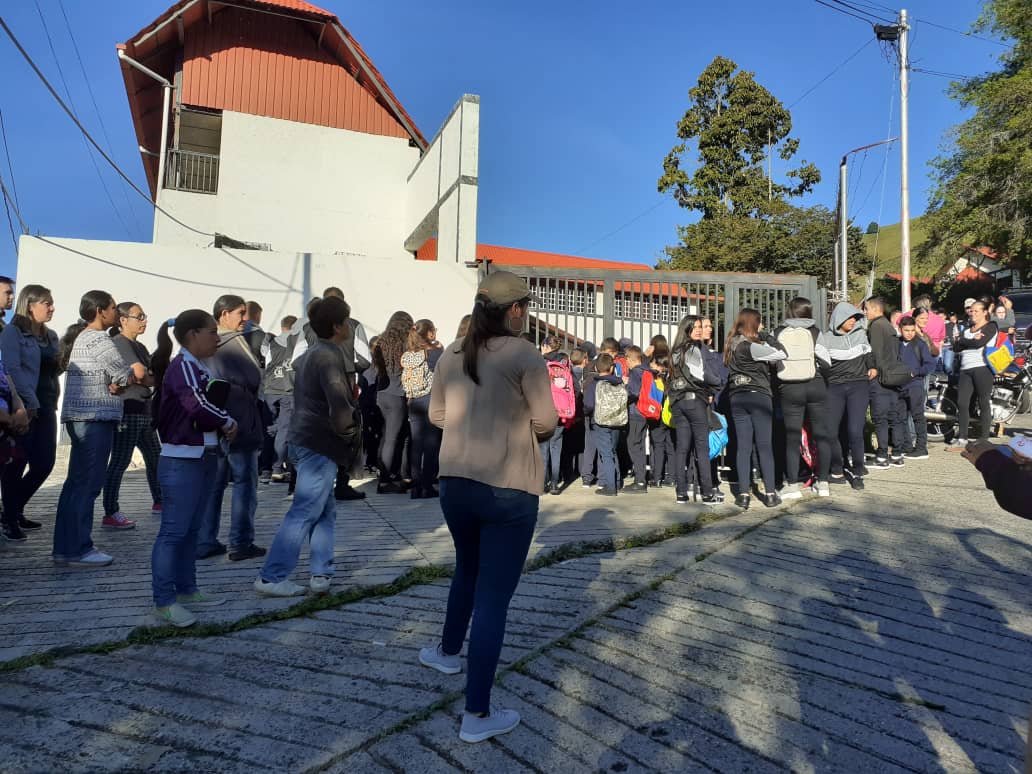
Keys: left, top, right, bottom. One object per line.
{"left": 730, "top": 391, "right": 775, "bottom": 495}
{"left": 439, "top": 477, "right": 538, "bottom": 714}
{"left": 1, "top": 407, "right": 57, "bottom": 525}
{"left": 826, "top": 380, "right": 870, "bottom": 475}
{"left": 408, "top": 395, "right": 442, "bottom": 491}
{"left": 196, "top": 448, "right": 259, "bottom": 555}
{"left": 593, "top": 424, "right": 621, "bottom": 490}
{"left": 672, "top": 396, "right": 714, "bottom": 497}
{"left": 869, "top": 381, "right": 907, "bottom": 457}
{"left": 579, "top": 417, "right": 598, "bottom": 483}
{"left": 538, "top": 423, "right": 564, "bottom": 488}
{"left": 53, "top": 420, "right": 116, "bottom": 560}
{"left": 151, "top": 452, "right": 219, "bottom": 606}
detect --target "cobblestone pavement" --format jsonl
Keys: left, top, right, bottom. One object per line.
{"left": 1, "top": 438, "right": 1030, "bottom": 772}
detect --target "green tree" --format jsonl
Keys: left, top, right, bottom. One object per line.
{"left": 921, "top": 0, "right": 1031, "bottom": 271}
{"left": 658, "top": 56, "right": 820, "bottom": 219}
{"left": 866, "top": 221, "right": 880, "bottom": 235}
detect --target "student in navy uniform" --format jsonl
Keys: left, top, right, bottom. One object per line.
{"left": 583, "top": 353, "right": 625, "bottom": 496}
{"left": 578, "top": 347, "right": 600, "bottom": 487}
{"left": 648, "top": 353, "right": 674, "bottom": 487}
{"left": 623, "top": 346, "right": 651, "bottom": 493}
{"left": 897, "top": 316, "right": 935, "bottom": 460}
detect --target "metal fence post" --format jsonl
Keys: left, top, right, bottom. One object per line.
{"left": 602, "top": 277, "right": 615, "bottom": 340}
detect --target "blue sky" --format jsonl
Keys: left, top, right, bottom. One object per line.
{"left": 0, "top": 0, "right": 1006, "bottom": 280}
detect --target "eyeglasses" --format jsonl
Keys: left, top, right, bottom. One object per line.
{"left": 125, "top": 314, "right": 148, "bottom": 322}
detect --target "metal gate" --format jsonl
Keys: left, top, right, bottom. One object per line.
{"left": 489, "top": 265, "right": 823, "bottom": 352}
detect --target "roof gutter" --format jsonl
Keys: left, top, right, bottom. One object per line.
{"left": 131, "top": 0, "right": 201, "bottom": 47}
{"left": 118, "top": 49, "right": 173, "bottom": 204}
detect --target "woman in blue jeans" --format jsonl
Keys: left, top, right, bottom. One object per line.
{"left": 419, "top": 271, "right": 558, "bottom": 744}
{"left": 149, "top": 311, "right": 237, "bottom": 627}
{"left": 52, "top": 291, "right": 145, "bottom": 566}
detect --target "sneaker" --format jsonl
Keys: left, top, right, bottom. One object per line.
{"left": 1, "top": 523, "right": 27, "bottom": 543}
{"left": 624, "top": 482, "right": 647, "bottom": 494}
{"left": 151, "top": 503, "right": 162, "bottom": 514}
{"left": 701, "top": 492, "right": 725, "bottom": 505}
{"left": 869, "top": 457, "right": 890, "bottom": 470}
{"left": 814, "top": 481, "right": 831, "bottom": 497}
{"left": 946, "top": 438, "right": 968, "bottom": 451}
{"left": 68, "top": 549, "right": 114, "bottom": 567}
{"left": 309, "top": 575, "right": 331, "bottom": 594}
{"left": 259, "top": 470, "right": 272, "bottom": 484}
{"left": 764, "top": 492, "right": 782, "bottom": 508}
{"left": 594, "top": 487, "right": 618, "bottom": 497}
{"left": 270, "top": 471, "right": 288, "bottom": 483}
{"left": 675, "top": 493, "right": 689, "bottom": 504}
{"left": 229, "top": 544, "right": 266, "bottom": 562}
{"left": 376, "top": 481, "right": 406, "bottom": 495}
{"left": 735, "top": 493, "right": 751, "bottom": 510}
{"left": 581, "top": 478, "right": 596, "bottom": 489}
{"left": 905, "top": 449, "right": 929, "bottom": 460}
{"left": 254, "top": 577, "right": 306, "bottom": 597}
{"left": 197, "top": 543, "right": 228, "bottom": 559}
{"left": 459, "top": 708, "right": 521, "bottom": 743}
{"left": 102, "top": 512, "right": 137, "bottom": 530}
{"left": 153, "top": 603, "right": 197, "bottom": 628}
{"left": 419, "top": 643, "right": 462, "bottom": 675}
{"left": 889, "top": 456, "right": 905, "bottom": 468}
{"left": 829, "top": 472, "right": 845, "bottom": 483}
{"left": 18, "top": 517, "right": 42, "bottom": 530}
{"left": 777, "top": 483, "right": 802, "bottom": 501}
{"left": 176, "top": 591, "right": 226, "bottom": 608}
{"left": 335, "top": 485, "right": 367, "bottom": 501}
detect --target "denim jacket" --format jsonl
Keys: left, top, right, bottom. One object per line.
{"left": 0, "top": 322, "right": 59, "bottom": 412}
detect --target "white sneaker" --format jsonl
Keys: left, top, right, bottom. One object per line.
{"left": 778, "top": 483, "right": 802, "bottom": 500}
{"left": 68, "top": 549, "right": 114, "bottom": 567}
{"left": 309, "top": 575, "right": 331, "bottom": 594}
{"left": 459, "top": 708, "right": 520, "bottom": 743}
{"left": 153, "top": 603, "right": 197, "bottom": 628}
{"left": 814, "top": 481, "right": 831, "bottom": 497}
{"left": 419, "top": 644, "right": 462, "bottom": 675}
{"left": 253, "top": 577, "right": 306, "bottom": 597}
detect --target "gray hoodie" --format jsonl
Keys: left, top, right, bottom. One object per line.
{"left": 825, "top": 303, "right": 873, "bottom": 385}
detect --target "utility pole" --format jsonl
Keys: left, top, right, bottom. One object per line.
{"left": 898, "top": 8, "right": 912, "bottom": 311}
{"left": 839, "top": 158, "right": 848, "bottom": 298}
{"left": 767, "top": 127, "right": 772, "bottom": 202}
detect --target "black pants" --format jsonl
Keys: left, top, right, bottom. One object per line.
{"left": 958, "top": 366, "right": 993, "bottom": 441}
{"left": 649, "top": 421, "right": 673, "bottom": 483}
{"left": 361, "top": 402, "right": 384, "bottom": 469}
{"left": 627, "top": 416, "right": 649, "bottom": 484}
{"left": 408, "top": 395, "right": 442, "bottom": 491}
{"left": 869, "top": 381, "right": 907, "bottom": 457}
{"left": 579, "top": 417, "right": 598, "bottom": 483}
{"left": 730, "top": 391, "right": 775, "bottom": 494}
{"left": 1, "top": 407, "right": 58, "bottom": 525}
{"left": 779, "top": 379, "right": 832, "bottom": 484}
{"left": 377, "top": 392, "right": 409, "bottom": 481}
{"left": 902, "top": 382, "right": 928, "bottom": 452}
{"left": 826, "top": 380, "right": 868, "bottom": 475}
{"left": 672, "top": 397, "right": 714, "bottom": 497}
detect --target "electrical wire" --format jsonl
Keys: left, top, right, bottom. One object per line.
{"left": 0, "top": 169, "right": 28, "bottom": 234}
{"left": 911, "top": 66, "right": 976, "bottom": 80}
{"left": 32, "top": 1, "right": 133, "bottom": 239}
{"left": 56, "top": 0, "right": 143, "bottom": 238}
{"left": 0, "top": 15, "right": 225, "bottom": 240}
{"left": 914, "top": 17, "right": 1008, "bottom": 48}
{"left": 2, "top": 172, "right": 18, "bottom": 256}
{"left": 814, "top": 0, "right": 877, "bottom": 26}
{"left": 822, "top": 0, "right": 894, "bottom": 25}
{"left": 0, "top": 109, "right": 20, "bottom": 214}
{"left": 788, "top": 37, "right": 876, "bottom": 109}
{"left": 574, "top": 198, "right": 669, "bottom": 256}
{"left": 868, "top": 71, "right": 897, "bottom": 287}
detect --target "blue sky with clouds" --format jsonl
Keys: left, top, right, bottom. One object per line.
{"left": 0, "top": 0, "right": 1006, "bottom": 280}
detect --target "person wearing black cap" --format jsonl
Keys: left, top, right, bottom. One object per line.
{"left": 418, "top": 271, "right": 557, "bottom": 744}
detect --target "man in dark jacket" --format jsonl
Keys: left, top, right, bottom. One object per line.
{"left": 898, "top": 316, "right": 935, "bottom": 460}
{"left": 865, "top": 297, "right": 910, "bottom": 468}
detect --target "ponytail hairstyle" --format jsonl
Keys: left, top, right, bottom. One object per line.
{"left": 407, "top": 319, "right": 436, "bottom": 352}
{"left": 109, "top": 301, "right": 139, "bottom": 338}
{"left": 723, "top": 308, "right": 762, "bottom": 366}
{"left": 58, "top": 289, "right": 114, "bottom": 372}
{"left": 670, "top": 314, "right": 701, "bottom": 357}
{"left": 460, "top": 295, "right": 527, "bottom": 385}
{"left": 151, "top": 310, "right": 218, "bottom": 418}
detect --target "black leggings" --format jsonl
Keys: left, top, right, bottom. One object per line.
{"left": 730, "top": 391, "right": 775, "bottom": 494}
{"left": 826, "top": 380, "right": 869, "bottom": 475}
{"left": 671, "top": 397, "right": 714, "bottom": 497}
{"left": 377, "top": 392, "right": 409, "bottom": 480}
{"left": 958, "top": 366, "right": 993, "bottom": 441}
{"left": 408, "top": 395, "right": 442, "bottom": 490}
{"left": 779, "top": 379, "right": 832, "bottom": 483}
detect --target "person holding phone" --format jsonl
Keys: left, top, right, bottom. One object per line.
{"left": 961, "top": 436, "right": 1032, "bottom": 520}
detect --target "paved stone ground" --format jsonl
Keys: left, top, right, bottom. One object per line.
{"left": 0, "top": 430, "right": 1030, "bottom": 772}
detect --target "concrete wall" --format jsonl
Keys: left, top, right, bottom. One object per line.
{"left": 16, "top": 237, "right": 479, "bottom": 350}
{"left": 154, "top": 111, "right": 421, "bottom": 259}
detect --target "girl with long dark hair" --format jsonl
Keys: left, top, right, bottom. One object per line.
{"left": 948, "top": 299, "right": 998, "bottom": 448}
{"left": 402, "top": 319, "right": 444, "bottom": 499}
{"left": 53, "top": 290, "right": 146, "bottom": 566}
{"left": 419, "top": 271, "right": 557, "bottom": 743}
{"left": 668, "top": 315, "right": 725, "bottom": 504}
{"left": 102, "top": 302, "right": 162, "bottom": 529}
{"left": 373, "top": 310, "right": 414, "bottom": 493}
{"left": 724, "top": 308, "right": 786, "bottom": 509}
{"left": 0, "top": 285, "right": 59, "bottom": 539}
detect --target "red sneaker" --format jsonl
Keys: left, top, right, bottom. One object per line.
{"left": 102, "top": 512, "right": 137, "bottom": 530}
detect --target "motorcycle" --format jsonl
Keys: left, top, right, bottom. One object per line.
{"left": 925, "top": 358, "right": 1032, "bottom": 441}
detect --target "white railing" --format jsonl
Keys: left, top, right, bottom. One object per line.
{"left": 164, "top": 149, "right": 219, "bottom": 194}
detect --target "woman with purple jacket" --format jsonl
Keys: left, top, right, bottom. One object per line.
{"left": 149, "top": 311, "right": 237, "bottom": 628}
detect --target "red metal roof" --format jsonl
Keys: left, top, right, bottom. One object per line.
{"left": 120, "top": 0, "right": 426, "bottom": 195}
{"left": 415, "top": 238, "right": 653, "bottom": 272}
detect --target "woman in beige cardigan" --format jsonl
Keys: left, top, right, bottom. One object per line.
{"left": 418, "top": 271, "right": 557, "bottom": 744}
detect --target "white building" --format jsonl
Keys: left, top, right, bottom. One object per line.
{"left": 17, "top": 0, "right": 481, "bottom": 343}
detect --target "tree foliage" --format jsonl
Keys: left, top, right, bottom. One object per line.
{"left": 921, "top": 0, "right": 1032, "bottom": 271}
{"left": 866, "top": 221, "right": 880, "bottom": 235}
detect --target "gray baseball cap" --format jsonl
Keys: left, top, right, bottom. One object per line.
{"left": 477, "top": 271, "right": 536, "bottom": 305}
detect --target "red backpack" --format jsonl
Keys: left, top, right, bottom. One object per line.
{"left": 636, "top": 370, "right": 664, "bottom": 419}
{"left": 613, "top": 355, "right": 629, "bottom": 378}
{"left": 547, "top": 359, "right": 577, "bottom": 424}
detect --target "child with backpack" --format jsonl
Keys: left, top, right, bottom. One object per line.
{"left": 774, "top": 297, "right": 833, "bottom": 499}
{"left": 583, "top": 353, "right": 627, "bottom": 496}
{"left": 647, "top": 354, "right": 673, "bottom": 487}
{"left": 623, "top": 346, "right": 652, "bottom": 493}
{"left": 898, "top": 316, "right": 935, "bottom": 460}
{"left": 540, "top": 337, "right": 573, "bottom": 494}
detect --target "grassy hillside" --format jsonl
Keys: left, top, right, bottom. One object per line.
{"left": 860, "top": 216, "right": 941, "bottom": 279}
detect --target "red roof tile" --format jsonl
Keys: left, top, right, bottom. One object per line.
{"left": 415, "top": 238, "right": 653, "bottom": 271}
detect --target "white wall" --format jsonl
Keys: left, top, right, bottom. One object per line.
{"left": 154, "top": 111, "right": 421, "bottom": 259}
{"left": 16, "top": 237, "right": 480, "bottom": 350}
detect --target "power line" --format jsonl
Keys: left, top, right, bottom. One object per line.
{"left": 32, "top": 1, "right": 133, "bottom": 239}
{"left": 788, "top": 37, "right": 876, "bottom": 109}
{"left": 813, "top": 0, "right": 879, "bottom": 26}
{"left": 574, "top": 198, "right": 669, "bottom": 256}
{"left": 0, "top": 169, "right": 28, "bottom": 234}
{"left": 911, "top": 66, "right": 977, "bottom": 80}
{"left": 56, "top": 0, "right": 143, "bottom": 238}
{"left": 1, "top": 171, "right": 18, "bottom": 256}
{"left": 914, "top": 18, "right": 1008, "bottom": 48}
{"left": 0, "top": 109, "right": 20, "bottom": 213}
{"left": 824, "top": 0, "right": 894, "bottom": 25}
{"left": 0, "top": 15, "right": 225, "bottom": 240}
